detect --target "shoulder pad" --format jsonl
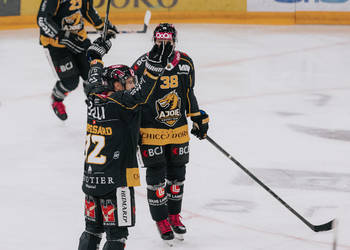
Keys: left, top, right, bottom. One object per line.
{"left": 179, "top": 51, "right": 193, "bottom": 65}
{"left": 180, "top": 51, "right": 190, "bottom": 58}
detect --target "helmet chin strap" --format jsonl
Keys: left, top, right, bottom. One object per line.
{"left": 165, "top": 51, "right": 180, "bottom": 71}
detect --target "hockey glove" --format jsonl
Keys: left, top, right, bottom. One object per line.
{"left": 84, "top": 83, "right": 107, "bottom": 96}
{"left": 84, "top": 61, "right": 108, "bottom": 96}
{"left": 86, "top": 37, "right": 112, "bottom": 63}
{"left": 145, "top": 41, "right": 174, "bottom": 75}
{"left": 58, "top": 31, "right": 90, "bottom": 54}
{"left": 97, "top": 20, "right": 119, "bottom": 39}
{"left": 84, "top": 81, "right": 107, "bottom": 96}
{"left": 191, "top": 110, "right": 209, "bottom": 140}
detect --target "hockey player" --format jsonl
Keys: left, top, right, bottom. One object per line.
{"left": 131, "top": 23, "right": 209, "bottom": 242}
{"left": 78, "top": 35, "right": 174, "bottom": 250}
{"left": 37, "top": 0, "right": 118, "bottom": 120}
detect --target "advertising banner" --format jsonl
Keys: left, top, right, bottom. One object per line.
{"left": 93, "top": 0, "right": 245, "bottom": 12}
{"left": 19, "top": 0, "right": 246, "bottom": 16}
{"left": 21, "top": 0, "right": 41, "bottom": 16}
{"left": 248, "top": 0, "right": 350, "bottom": 12}
{"left": 0, "top": 0, "right": 20, "bottom": 16}
{"left": 247, "top": 0, "right": 294, "bottom": 11}
{"left": 296, "top": 0, "right": 350, "bottom": 11}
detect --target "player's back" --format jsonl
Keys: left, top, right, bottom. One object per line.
{"left": 83, "top": 95, "right": 141, "bottom": 196}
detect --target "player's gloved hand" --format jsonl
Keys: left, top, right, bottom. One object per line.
{"left": 84, "top": 80, "right": 108, "bottom": 96}
{"left": 97, "top": 20, "right": 119, "bottom": 39}
{"left": 84, "top": 61, "right": 109, "bottom": 96}
{"left": 145, "top": 41, "right": 174, "bottom": 75}
{"left": 191, "top": 110, "right": 209, "bottom": 140}
{"left": 58, "top": 31, "right": 90, "bottom": 54}
{"left": 86, "top": 37, "right": 112, "bottom": 63}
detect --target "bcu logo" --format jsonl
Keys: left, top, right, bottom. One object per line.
{"left": 0, "top": 0, "right": 20, "bottom": 16}
{"left": 275, "top": 0, "right": 348, "bottom": 2}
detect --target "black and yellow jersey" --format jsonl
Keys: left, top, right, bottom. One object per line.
{"left": 131, "top": 51, "right": 200, "bottom": 146}
{"left": 83, "top": 60, "right": 159, "bottom": 196}
{"left": 37, "top": 0, "right": 103, "bottom": 48}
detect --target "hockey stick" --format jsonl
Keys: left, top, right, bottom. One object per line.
{"left": 121, "top": 10, "right": 151, "bottom": 34}
{"left": 101, "top": 0, "right": 112, "bottom": 40}
{"left": 88, "top": 10, "right": 151, "bottom": 35}
{"left": 206, "top": 135, "right": 334, "bottom": 232}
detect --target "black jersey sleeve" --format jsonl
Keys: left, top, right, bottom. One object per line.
{"left": 82, "top": 0, "right": 104, "bottom": 30}
{"left": 131, "top": 53, "right": 147, "bottom": 83}
{"left": 182, "top": 54, "right": 200, "bottom": 116}
{"left": 106, "top": 69, "right": 159, "bottom": 110}
{"left": 86, "top": 59, "right": 105, "bottom": 88}
{"left": 37, "top": 0, "right": 60, "bottom": 38}
{"left": 87, "top": 59, "right": 159, "bottom": 110}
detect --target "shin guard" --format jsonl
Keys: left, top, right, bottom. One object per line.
{"left": 78, "top": 231, "right": 102, "bottom": 250}
{"left": 166, "top": 180, "right": 184, "bottom": 215}
{"left": 102, "top": 238, "right": 126, "bottom": 250}
{"left": 147, "top": 182, "right": 168, "bottom": 222}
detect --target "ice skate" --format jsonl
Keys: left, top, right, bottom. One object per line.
{"left": 156, "top": 219, "right": 174, "bottom": 246}
{"left": 168, "top": 214, "right": 186, "bottom": 241}
{"left": 51, "top": 95, "right": 67, "bottom": 121}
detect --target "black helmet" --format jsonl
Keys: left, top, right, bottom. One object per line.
{"left": 153, "top": 23, "right": 177, "bottom": 43}
{"left": 102, "top": 64, "right": 136, "bottom": 90}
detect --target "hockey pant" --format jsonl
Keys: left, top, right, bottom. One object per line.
{"left": 78, "top": 187, "right": 135, "bottom": 250}
{"left": 45, "top": 45, "right": 90, "bottom": 101}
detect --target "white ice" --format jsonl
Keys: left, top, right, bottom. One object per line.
{"left": 1, "top": 24, "right": 350, "bottom": 250}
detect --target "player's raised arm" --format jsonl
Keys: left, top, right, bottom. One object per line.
{"left": 85, "top": 38, "right": 174, "bottom": 109}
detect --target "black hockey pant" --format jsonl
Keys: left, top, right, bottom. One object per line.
{"left": 45, "top": 45, "right": 90, "bottom": 101}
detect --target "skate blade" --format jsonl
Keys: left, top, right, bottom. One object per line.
{"left": 174, "top": 233, "right": 184, "bottom": 241}
{"left": 163, "top": 239, "right": 175, "bottom": 247}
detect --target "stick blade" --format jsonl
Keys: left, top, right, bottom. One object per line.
{"left": 144, "top": 10, "right": 152, "bottom": 26}
{"left": 136, "top": 10, "right": 151, "bottom": 33}
{"left": 313, "top": 219, "right": 335, "bottom": 232}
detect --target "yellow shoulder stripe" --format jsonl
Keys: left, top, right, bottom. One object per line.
{"left": 180, "top": 58, "right": 194, "bottom": 70}
{"left": 105, "top": 78, "right": 157, "bottom": 110}
{"left": 91, "top": 59, "right": 103, "bottom": 66}
{"left": 186, "top": 112, "right": 201, "bottom": 117}
{"left": 144, "top": 70, "right": 158, "bottom": 80}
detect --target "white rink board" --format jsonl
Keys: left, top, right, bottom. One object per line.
{"left": 248, "top": 0, "right": 350, "bottom": 12}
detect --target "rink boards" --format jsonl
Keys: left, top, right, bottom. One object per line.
{"left": 1, "top": 0, "right": 350, "bottom": 29}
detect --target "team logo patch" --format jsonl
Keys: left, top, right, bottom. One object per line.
{"left": 155, "top": 90, "right": 182, "bottom": 127}
{"left": 61, "top": 11, "right": 83, "bottom": 31}
{"left": 85, "top": 197, "right": 96, "bottom": 221}
{"left": 101, "top": 200, "right": 116, "bottom": 223}
{"left": 156, "top": 187, "right": 165, "bottom": 198}
{"left": 170, "top": 185, "right": 180, "bottom": 195}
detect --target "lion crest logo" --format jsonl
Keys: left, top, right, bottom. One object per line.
{"left": 155, "top": 90, "right": 181, "bottom": 127}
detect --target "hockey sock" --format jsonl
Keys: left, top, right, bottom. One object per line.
{"left": 166, "top": 180, "right": 184, "bottom": 215}
{"left": 147, "top": 182, "right": 169, "bottom": 222}
{"left": 78, "top": 231, "right": 102, "bottom": 250}
{"left": 52, "top": 80, "right": 69, "bottom": 101}
{"left": 102, "top": 238, "right": 126, "bottom": 250}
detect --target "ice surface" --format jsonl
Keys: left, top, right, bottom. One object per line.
{"left": 1, "top": 24, "right": 350, "bottom": 250}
